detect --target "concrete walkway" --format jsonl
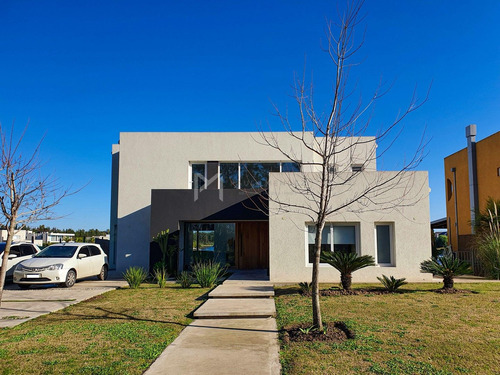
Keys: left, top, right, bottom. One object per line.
{"left": 145, "top": 270, "right": 280, "bottom": 375}
{"left": 0, "top": 279, "right": 127, "bottom": 328}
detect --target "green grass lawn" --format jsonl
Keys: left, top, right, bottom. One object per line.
{"left": 276, "top": 283, "right": 500, "bottom": 375}
{"left": 0, "top": 284, "right": 208, "bottom": 375}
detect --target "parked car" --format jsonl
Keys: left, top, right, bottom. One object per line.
{"left": 0, "top": 242, "right": 41, "bottom": 278}
{"left": 13, "top": 243, "right": 108, "bottom": 288}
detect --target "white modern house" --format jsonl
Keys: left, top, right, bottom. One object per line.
{"left": 110, "top": 132, "right": 432, "bottom": 282}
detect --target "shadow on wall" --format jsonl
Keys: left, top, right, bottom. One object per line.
{"left": 115, "top": 205, "right": 151, "bottom": 272}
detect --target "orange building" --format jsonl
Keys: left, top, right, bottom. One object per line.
{"left": 444, "top": 126, "right": 500, "bottom": 251}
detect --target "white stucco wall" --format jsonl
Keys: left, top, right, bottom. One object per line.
{"left": 111, "top": 132, "right": 377, "bottom": 272}
{"left": 268, "top": 171, "right": 433, "bottom": 282}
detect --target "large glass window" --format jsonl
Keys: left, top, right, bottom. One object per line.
{"left": 282, "top": 162, "right": 300, "bottom": 172}
{"left": 376, "top": 224, "right": 392, "bottom": 264}
{"left": 184, "top": 223, "right": 235, "bottom": 267}
{"left": 307, "top": 223, "right": 357, "bottom": 263}
{"left": 191, "top": 164, "right": 206, "bottom": 189}
{"left": 240, "top": 162, "right": 280, "bottom": 189}
{"left": 307, "top": 226, "right": 331, "bottom": 263}
{"left": 220, "top": 163, "right": 239, "bottom": 189}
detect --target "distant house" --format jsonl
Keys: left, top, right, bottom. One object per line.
{"left": 110, "top": 132, "right": 432, "bottom": 282}
{"left": 444, "top": 125, "right": 500, "bottom": 251}
{"left": 0, "top": 230, "right": 30, "bottom": 243}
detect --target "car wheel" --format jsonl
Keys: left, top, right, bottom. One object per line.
{"left": 97, "top": 265, "right": 108, "bottom": 281}
{"left": 63, "top": 269, "right": 76, "bottom": 288}
{"left": 18, "top": 284, "right": 30, "bottom": 289}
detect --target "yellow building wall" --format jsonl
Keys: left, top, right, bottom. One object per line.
{"left": 444, "top": 131, "right": 500, "bottom": 251}
{"left": 476, "top": 132, "right": 500, "bottom": 213}
{"left": 444, "top": 148, "right": 470, "bottom": 250}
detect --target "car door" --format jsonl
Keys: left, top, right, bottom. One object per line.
{"left": 76, "top": 246, "right": 92, "bottom": 278}
{"left": 87, "top": 245, "right": 103, "bottom": 276}
{"left": 5, "top": 245, "right": 22, "bottom": 276}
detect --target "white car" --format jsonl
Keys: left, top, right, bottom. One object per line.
{"left": 0, "top": 242, "right": 41, "bottom": 278}
{"left": 13, "top": 243, "right": 108, "bottom": 288}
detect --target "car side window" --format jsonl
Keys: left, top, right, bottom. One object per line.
{"left": 78, "top": 247, "right": 90, "bottom": 257}
{"left": 89, "top": 246, "right": 101, "bottom": 256}
{"left": 9, "top": 245, "right": 20, "bottom": 257}
{"left": 20, "top": 244, "right": 36, "bottom": 256}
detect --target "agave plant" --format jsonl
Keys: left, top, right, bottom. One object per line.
{"left": 420, "top": 249, "right": 472, "bottom": 289}
{"left": 176, "top": 271, "right": 193, "bottom": 288}
{"left": 123, "top": 267, "right": 148, "bottom": 289}
{"left": 320, "top": 252, "right": 375, "bottom": 290}
{"left": 191, "top": 260, "right": 227, "bottom": 288}
{"left": 377, "top": 274, "right": 407, "bottom": 292}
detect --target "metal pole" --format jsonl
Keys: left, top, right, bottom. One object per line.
{"left": 451, "top": 167, "right": 459, "bottom": 250}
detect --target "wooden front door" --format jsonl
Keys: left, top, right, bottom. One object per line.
{"left": 236, "top": 222, "right": 269, "bottom": 269}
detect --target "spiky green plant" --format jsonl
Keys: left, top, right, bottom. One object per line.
{"left": 420, "top": 249, "right": 472, "bottom": 289}
{"left": 191, "top": 260, "right": 227, "bottom": 288}
{"left": 153, "top": 229, "right": 179, "bottom": 275}
{"left": 320, "top": 252, "right": 375, "bottom": 290}
{"left": 176, "top": 271, "right": 193, "bottom": 288}
{"left": 377, "top": 274, "right": 407, "bottom": 292}
{"left": 298, "top": 282, "right": 312, "bottom": 295}
{"left": 123, "top": 267, "right": 148, "bottom": 289}
{"left": 154, "top": 266, "right": 168, "bottom": 288}
{"left": 476, "top": 202, "right": 500, "bottom": 279}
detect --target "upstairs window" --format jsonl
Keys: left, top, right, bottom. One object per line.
{"left": 352, "top": 165, "right": 363, "bottom": 173}
{"left": 220, "top": 163, "right": 239, "bottom": 189}
{"left": 281, "top": 162, "right": 301, "bottom": 172}
{"left": 191, "top": 164, "right": 206, "bottom": 189}
{"left": 240, "top": 163, "right": 280, "bottom": 189}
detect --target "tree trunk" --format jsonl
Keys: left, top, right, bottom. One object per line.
{"left": 443, "top": 275, "right": 454, "bottom": 289}
{"left": 312, "top": 222, "right": 324, "bottom": 330}
{"left": 341, "top": 273, "right": 352, "bottom": 290}
{"left": 0, "top": 221, "right": 17, "bottom": 307}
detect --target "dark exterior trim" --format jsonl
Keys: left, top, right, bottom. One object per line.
{"left": 149, "top": 189, "right": 268, "bottom": 271}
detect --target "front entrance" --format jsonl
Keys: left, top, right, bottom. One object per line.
{"left": 236, "top": 222, "right": 269, "bottom": 269}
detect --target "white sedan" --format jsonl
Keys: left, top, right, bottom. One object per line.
{"left": 13, "top": 243, "right": 108, "bottom": 288}
{"left": 0, "top": 242, "right": 41, "bottom": 278}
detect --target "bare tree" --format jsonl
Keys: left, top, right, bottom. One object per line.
{"left": 254, "top": 1, "right": 429, "bottom": 330}
{"left": 0, "top": 123, "right": 74, "bottom": 306}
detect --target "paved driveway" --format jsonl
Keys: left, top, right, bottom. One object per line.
{"left": 0, "top": 279, "right": 127, "bottom": 328}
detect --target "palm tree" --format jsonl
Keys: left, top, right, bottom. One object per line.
{"left": 321, "top": 252, "right": 375, "bottom": 290}
{"left": 420, "top": 249, "right": 472, "bottom": 289}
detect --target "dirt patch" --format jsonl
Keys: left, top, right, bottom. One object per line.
{"left": 282, "top": 321, "right": 355, "bottom": 344}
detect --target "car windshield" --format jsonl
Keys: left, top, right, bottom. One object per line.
{"left": 0, "top": 243, "right": 5, "bottom": 253}
{"left": 35, "top": 245, "right": 78, "bottom": 258}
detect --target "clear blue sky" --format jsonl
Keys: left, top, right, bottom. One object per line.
{"left": 0, "top": 0, "right": 499, "bottom": 230}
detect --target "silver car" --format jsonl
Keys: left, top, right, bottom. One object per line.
{"left": 13, "top": 243, "right": 108, "bottom": 288}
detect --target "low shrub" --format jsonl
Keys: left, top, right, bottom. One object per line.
{"left": 377, "top": 274, "right": 407, "bottom": 292}
{"left": 154, "top": 267, "right": 169, "bottom": 288}
{"left": 123, "top": 267, "right": 148, "bottom": 289}
{"left": 176, "top": 271, "right": 193, "bottom": 288}
{"left": 191, "top": 260, "right": 227, "bottom": 288}
{"left": 299, "top": 282, "right": 312, "bottom": 295}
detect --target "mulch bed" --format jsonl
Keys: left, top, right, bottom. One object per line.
{"left": 301, "top": 288, "right": 391, "bottom": 296}
{"left": 282, "top": 321, "right": 355, "bottom": 344}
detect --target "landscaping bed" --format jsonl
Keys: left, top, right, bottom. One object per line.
{"left": 276, "top": 282, "right": 500, "bottom": 374}
{"left": 0, "top": 284, "right": 208, "bottom": 374}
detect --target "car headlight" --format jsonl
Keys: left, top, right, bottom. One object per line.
{"left": 47, "top": 264, "right": 64, "bottom": 271}
{"left": 15, "top": 264, "right": 29, "bottom": 271}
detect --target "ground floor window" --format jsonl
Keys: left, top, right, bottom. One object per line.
{"left": 307, "top": 223, "right": 357, "bottom": 263}
{"left": 375, "top": 223, "right": 393, "bottom": 265}
{"left": 184, "top": 223, "right": 235, "bottom": 267}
